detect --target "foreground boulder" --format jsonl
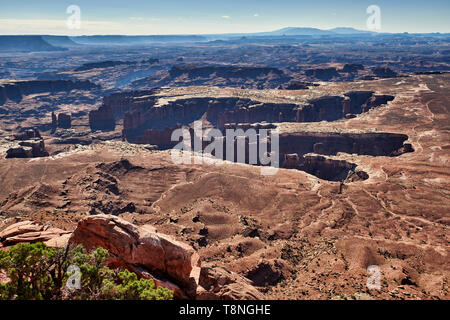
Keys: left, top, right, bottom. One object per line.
{"left": 68, "top": 214, "right": 201, "bottom": 298}
{"left": 0, "top": 220, "right": 70, "bottom": 246}
{"left": 196, "top": 264, "right": 264, "bottom": 300}
{"left": 5, "top": 128, "right": 49, "bottom": 158}
{"left": 0, "top": 215, "right": 264, "bottom": 300}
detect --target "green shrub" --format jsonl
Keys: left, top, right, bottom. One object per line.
{"left": 0, "top": 242, "right": 173, "bottom": 300}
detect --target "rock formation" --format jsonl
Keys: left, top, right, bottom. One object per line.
{"left": 301, "top": 155, "right": 368, "bottom": 182}
{"left": 305, "top": 67, "right": 340, "bottom": 80}
{"left": 51, "top": 111, "right": 57, "bottom": 133}
{"left": 0, "top": 80, "right": 100, "bottom": 105}
{"left": 74, "top": 60, "right": 135, "bottom": 72}
{"left": 131, "top": 64, "right": 292, "bottom": 89}
{"left": 57, "top": 113, "right": 71, "bottom": 129}
{"left": 372, "top": 67, "right": 398, "bottom": 78}
{"left": 69, "top": 215, "right": 201, "bottom": 298}
{"left": 197, "top": 264, "right": 264, "bottom": 300}
{"left": 0, "top": 215, "right": 263, "bottom": 300}
{"left": 341, "top": 64, "right": 365, "bottom": 73}
{"left": 89, "top": 105, "right": 116, "bottom": 131}
{"left": 5, "top": 128, "right": 49, "bottom": 158}
{"left": 278, "top": 81, "right": 317, "bottom": 90}
{"left": 88, "top": 89, "right": 396, "bottom": 142}
{"left": 279, "top": 131, "right": 412, "bottom": 159}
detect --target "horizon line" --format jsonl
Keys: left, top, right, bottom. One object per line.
{"left": 1, "top": 26, "right": 450, "bottom": 37}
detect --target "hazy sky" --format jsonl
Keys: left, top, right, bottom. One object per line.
{"left": 0, "top": 0, "right": 449, "bottom": 35}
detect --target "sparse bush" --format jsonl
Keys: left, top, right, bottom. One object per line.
{"left": 0, "top": 242, "right": 173, "bottom": 300}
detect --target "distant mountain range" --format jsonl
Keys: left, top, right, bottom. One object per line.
{"left": 0, "top": 28, "right": 448, "bottom": 52}
{"left": 251, "top": 27, "right": 376, "bottom": 36}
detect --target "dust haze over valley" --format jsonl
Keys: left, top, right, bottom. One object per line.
{"left": 0, "top": 2, "right": 449, "bottom": 302}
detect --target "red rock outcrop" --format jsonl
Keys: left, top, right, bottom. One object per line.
{"left": 0, "top": 220, "right": 71, "bottom": 246}
{"left": 372, "top": 66, "right": 398, "bottom": 78}
{"left": 51, "top": 111, "right": 57, "bottom": 133}
{"left": 0, "top": 215, "right": 264, "bottom": 300}
{"left": 68, "top": 214, "right": 201, "bottom": 298}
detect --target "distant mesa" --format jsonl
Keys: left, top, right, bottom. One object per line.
{"left": 132, "top": 64, "right": 292, "bottom": 89}
{"left": 372, "top": 66, "right": 398, "bottom": 78}
{"left": 0, "top": 35, "right": 67, "bottom": 52}
{"left": 305, "top": 67, "right": 340, "bottom": 81}
{"left": 69, "top": 35, "right": 207, "bottom": 45}
{"left": 341, "top": 64, "right": 365, "bottom": 73}
{"left": 74, "top": 60, "right": 134, "bottom": 72}
{"left": 0, "top": 80, "right": 101, "bottom": 105}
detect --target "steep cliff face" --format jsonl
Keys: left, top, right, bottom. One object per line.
{"left": 217, "top": 102, "right": 299, "bottom": 128}
{"left": 88, "top": 89, "right": 159, "bottom": 132}
{"left": 135, "top": 123, "right": 276, "bottom": 149}
{"left": 0, "top": 84, "right": 22, "bottom": 103}
{"left": 51, "top": 112, "right": 57, "bottom": 133}
{"left": 362, "top": 94, "right": 395, "bottom": 112}
{"left": 129, "top": 128, "right": 411, "bottom": 181}
{"left": 296, "top": 96, "right": 344, "bottom": 122}
{"left": 278, "top": 131, "right": 412, "bottom": 161}
{"left": 297, "top": 92, "right": 395, "bottom": 121}
{"left": 0, "top": 80, "right": 100, "bottom": 105}
{"left": 94, "top": 89, "right": 395, "bottom": 141}
{"left": 136, "top": 126, "right": 183, "bottom": 148}
{"left": 343, "top": 91, "right": 374, "bottom": 114}
{"left": 102, "top": 89, "right": 158, "bottom": 118}
{"left": 89, "top": 105, "right": 115, "bottom": 131}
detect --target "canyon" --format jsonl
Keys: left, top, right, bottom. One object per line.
{"left": 0, "top": 32, "right": 448, "bottom": 301}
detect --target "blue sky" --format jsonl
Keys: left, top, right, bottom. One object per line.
{"left": 0, "top": 0, "right": 449, "bottom": 35}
